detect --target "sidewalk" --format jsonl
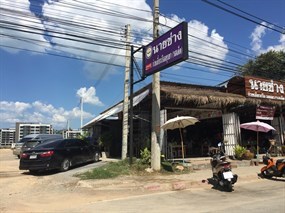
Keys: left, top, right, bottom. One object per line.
{"left": 76, "top": 157, "right": 268, "bottom": 193}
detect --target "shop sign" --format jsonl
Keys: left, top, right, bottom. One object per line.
{"left": 143, "top": 22, "right": 189, "bottom": 77}
{"left": 256, "top": 105, "right": 276, "bottom": 120}
{"left": 245, "top": 76, "right": 285, "bottom": 101}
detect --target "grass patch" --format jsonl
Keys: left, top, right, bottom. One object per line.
{"left": 75, "top": 159, "right": 191, "bottom": 180}
{"left": 76, "top": 160, "right": 131, "bottom": 180}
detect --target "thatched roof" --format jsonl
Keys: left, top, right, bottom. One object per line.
{"left": 160, "top": 81, "right": 284, "bottom": 108}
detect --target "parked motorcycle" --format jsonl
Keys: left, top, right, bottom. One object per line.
{"left": 260, "top": 155, "right": 285, "bottom": 178}
{"left": 209, "top": 143, "right": 238, "bottom": 192}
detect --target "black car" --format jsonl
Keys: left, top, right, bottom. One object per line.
{"left": 20, "top": 134, "right": 63, "bottom": 155}
{"left": 19, "top": 138, "right": 100, "bottom": 173}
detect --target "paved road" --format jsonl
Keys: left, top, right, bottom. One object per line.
{"left": 68, "top": 179, "right": 285, "bottom": 213}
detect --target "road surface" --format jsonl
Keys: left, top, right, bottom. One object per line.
{"left": 1, "top": 149, "right": 284, "bottom": 213}
{"left": 68, "top": 179, "right": 285, "bottom": 213}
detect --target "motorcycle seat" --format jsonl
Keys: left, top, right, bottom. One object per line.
{"left": 219, "top": 161, "right": 230, "bottom": 165}
{"left": 276, "top": 159, "right": 285, "bottom": 164}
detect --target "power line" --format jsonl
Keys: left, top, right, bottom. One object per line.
{"left": 201, "top": 0, "right": 285, "bottom": 34}
{"left": 0, "top": 43, "right": 125, "bottom": 68}
{"left": 1, "top": 0, "right": 279, "bottom": 86}
{"left": 216, "top": 0, "right": 284, "bottom": 31}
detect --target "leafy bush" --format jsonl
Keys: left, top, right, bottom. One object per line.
{"left": 139, "top": 147, "right": 151, "bottom": 165}
{"left": 98, "top": 132, "right": 112, "bottom": 150}
{"left": 234, "top": 145, "right": 247, "bottom": 159}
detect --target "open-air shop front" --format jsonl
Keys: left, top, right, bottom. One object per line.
{"left": 83, "top": 76, "right": 284, "bottom": 159}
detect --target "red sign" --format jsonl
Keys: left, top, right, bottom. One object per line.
{"left": 256, "top": 105, "right": 276, "bottom": 120}
{"left": 245, "top": 76, "right": 285, "bottom": 101}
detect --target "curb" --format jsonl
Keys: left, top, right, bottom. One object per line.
{"left": 76, "top": 160, "right": 266, "bottom": 193}
{"left": 141, "top": 173, "right": 261, "bottom": 192}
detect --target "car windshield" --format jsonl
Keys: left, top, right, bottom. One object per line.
{"left": 17, "top": 137, "right": 34, "bottom": 144}
{"left": 24, "top": 140, "right": 40, "bottom": 148}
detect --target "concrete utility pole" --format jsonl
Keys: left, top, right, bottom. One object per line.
{"left": 80, "top": 97, "right": 83, "bottom": 135}
{"left": 121, "top": 24, "right": 131, "bottom": 159}
{"left": 151, "top": 0, "right": 161, "bottom": 170}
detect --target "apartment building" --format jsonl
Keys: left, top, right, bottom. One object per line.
{"left": 62, "top": 129, "right": 81, "bottom": 139}
{"left": 15, "top": 122, "right": 53, "bottom": 142}
{"left": 0, "top": 128, "right": 16, "bottom": 148}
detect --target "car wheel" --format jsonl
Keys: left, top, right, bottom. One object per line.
{"left": 29, "top": 170, "right": 39, "bottom": 175}
{"left": 60, "top": 158, "right": 70, "bottom": 172}
{"left": 93, "top": 152, "right": 100, "bottom": 162}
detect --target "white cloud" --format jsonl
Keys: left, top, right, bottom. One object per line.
{"left": 188, "top": 20, "right": 228, "bottom": 70}
{"left": 250, "top": 22, "right": 267, "bottom": 53}
{"left": 250, "top": 22, "right": 285, "bottom": 54}
{"left": 0, "top": 89, "right": 101, "bottom": 130}
{"left": 0, "top": 101, "right": 31, "bottom": 113}
{"left": 1, "top": 0, "right": 230, "bottom": 78}
{"left": 0, "top": 0, "right": 154, "bottom": 79}
{"left": 0, "top": 100, "right": 94, "bottom": 129}
{"left": 76, "top": 87, "right": 103, "bottom": 106}
{"left": 0, "top": 0, "right": 50, "bottom": 54}
{"left": 0, "top": 0, "right": 232, "bottom": 130}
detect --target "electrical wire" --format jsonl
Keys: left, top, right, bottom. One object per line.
{"left": 1, "top": 0, "right": 281, "bottom": 86}
{"left": 201, "top": 0, "right": 285, "bottom": 34}
{"left": 216, "top": 0, "right": 284, "bottom": 31}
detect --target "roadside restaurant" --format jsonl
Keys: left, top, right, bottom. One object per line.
{"left": 82, "top": 76, "right": 285, "bottom": 159}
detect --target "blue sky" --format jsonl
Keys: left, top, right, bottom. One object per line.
{"left": 0, "top": 0, "right": 284, "bottom": 130}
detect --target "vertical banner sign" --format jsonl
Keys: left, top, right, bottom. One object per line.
{"left": 143, "top": 22, "right": 189, "bottom": 77}
{"left": 256, "top": 105, "right": 276, "bottom": 120}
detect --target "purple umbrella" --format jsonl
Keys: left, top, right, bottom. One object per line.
{"left": 240, "top": 120, "right": 276, "bottom": 156}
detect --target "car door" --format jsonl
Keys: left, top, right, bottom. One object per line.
{"left": 76, "top": 140, "right": 92, "bottom": 162}
{"left": 64, "top": 139, "right": 84, "bottom": 165}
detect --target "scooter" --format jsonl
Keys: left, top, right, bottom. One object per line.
{"left": 260, "top": 155, "right": 285, "bottom": 178}
{"left": 209, "top": 143, "right": 238, "bottom": 192}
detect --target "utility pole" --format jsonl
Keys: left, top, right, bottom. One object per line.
{"left": 67, "top": 120, "right": 70, "bottom": 138}
{"left": 151, "top": 0, "right": 161, "bottom": 170}
{"left": 80, "top": 97, "right": 83, "bottom": 135}
{"left": 122, "top": 24, "right": 131, "bottom": 159}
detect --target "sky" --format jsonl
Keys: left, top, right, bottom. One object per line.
{"left": 0, "top": 0, "right": 284, "bottom": 130}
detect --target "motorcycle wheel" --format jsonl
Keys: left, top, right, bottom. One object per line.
{"left": 282, "top": 167, "right": 285, "bottom": 178}
{"left": 261, "top": 170, "right": 273, "bottom": 178}
{"left": 225, "top": 182, "right": 233, "bottom": 192}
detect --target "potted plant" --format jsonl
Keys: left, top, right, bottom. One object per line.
{"left": 233, "top": 145, "right": 247, "bottom": 160}
{"left": 98, "top": 133, "right": 112, "bottom": 158}
{"left": 242, "top": 150, "right": 254, "bottom": 160}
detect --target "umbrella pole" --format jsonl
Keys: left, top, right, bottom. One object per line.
{"left": 256, "top": 131, "right": 259, "bottom": 160}
{"left": 179, "top": 128, "right": 185, "bottom": 162}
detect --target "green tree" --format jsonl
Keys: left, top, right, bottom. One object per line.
{"left": 239, "top": 50, "right": 285, "bottom": 80}
{"left": 77, "top": 131, "right": 89, "bottom": 140}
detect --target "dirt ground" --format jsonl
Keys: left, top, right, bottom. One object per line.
{"left": 1, "top": 149, "right": 211, "bottom": 213}
{"left": 0, "top": 149, "right": 166, "bottom": 212}
{"left": 0, "top": 148, "right": 268, "bottom": 212}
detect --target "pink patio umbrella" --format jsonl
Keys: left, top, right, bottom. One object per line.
{"left": 240, "top": 120, "right": 276, "bottom": 157}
